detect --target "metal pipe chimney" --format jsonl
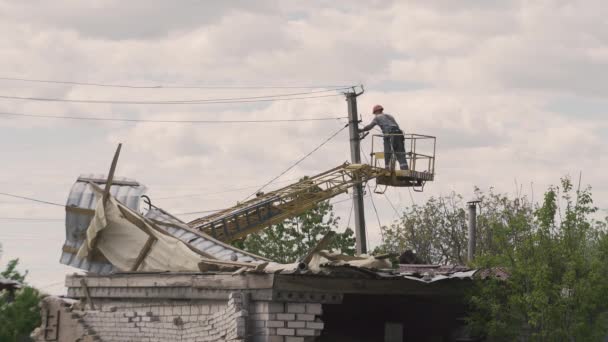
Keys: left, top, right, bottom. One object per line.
{"left": 467, "top": 200, "right": 480, "bottom": 262}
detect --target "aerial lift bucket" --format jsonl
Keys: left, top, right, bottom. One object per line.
{"left": 370, "top": 133, "right": 436, "bottom": 193}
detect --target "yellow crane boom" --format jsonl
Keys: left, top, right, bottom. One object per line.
{"left": 187, "top": 163, "right": 433, "bottom": 242}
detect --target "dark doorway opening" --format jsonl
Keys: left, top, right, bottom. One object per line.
{"left": 319, "top": 294, "right": 471, "bottom": 342}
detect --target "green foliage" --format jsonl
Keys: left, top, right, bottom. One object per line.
{"left": 0, "top": 259, "right": 42, "bottom": 342}
{"left": 1, "top": 258, "right": 28, "bottom": 283}
{"left": 373, "top": 192, "right": 468, "bottom": 264}
{"left": 373, "top": 178, "right": 608, "bottom": 339}
{"left": 233, "top": 201, "right": 355, "bottom": 263}
{"left": 468, "top": 178, "right": 608, "bottom": 340}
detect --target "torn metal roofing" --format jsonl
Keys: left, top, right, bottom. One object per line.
{"left": 144, "top": 206, "right": 267, "bottom": 263}
{"left": 61, "top": 174, "right": 145, "bottom": 274}
{"left": 61, "top": 175, "right": 267, "bottom": 274}
{"left": 60, "top": 174, "right": 490, "bottom": 286}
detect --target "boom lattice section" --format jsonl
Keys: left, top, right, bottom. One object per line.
{"left": 187, "top": 163, "right": 381, "bottom": 242}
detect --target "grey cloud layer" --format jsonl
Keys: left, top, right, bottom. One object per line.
{"left": 0, "top": 0, "right": 607, "bottom": 294}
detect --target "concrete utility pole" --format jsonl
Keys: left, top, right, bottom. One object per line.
{"left": 467, "top": 200, "right": 480, "bottom": 262}
{"left": 346, "top": 87, "right": 367, "bottom": 255}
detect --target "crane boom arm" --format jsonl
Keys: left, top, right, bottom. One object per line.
{"left": 187, "top": 163, "right": 383, "bottom": 242}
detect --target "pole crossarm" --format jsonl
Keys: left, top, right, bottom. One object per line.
{"left": 187, "top": 163, "right": 382, "bottom": 242}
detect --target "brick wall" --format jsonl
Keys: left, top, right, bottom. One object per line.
{"left": 35, "top": 293, "right": 327, "bottom": 342}
{"left": 249, "top": 301, "right": 324, "bottom": 342}
{"left": 35, "top": 293, "right": 248, "bottom": 342}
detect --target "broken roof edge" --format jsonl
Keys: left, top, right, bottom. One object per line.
{"left": 64, "top": 270, "right": 475, "bottom": 300}
{"left": 61, "top": 174, "right": 271, "bottom": 275}
{"left": 145, "top": 206, "right": 271, "bottom": 263}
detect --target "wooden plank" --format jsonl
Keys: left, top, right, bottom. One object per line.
{"left": 299, "top": 231, "right": 335, "bottom": 264}
{"left": 130, "top": 236, "right": 157, "bottom": 272}
{"left": 61, "top": 245, "right": 79, "bottom": 254}
{"left": 197, "top": 257, "right": 260, "bottom": 269}
{"left": 64, "top": 206, "right": 95, "bottom": 216}
{"left": 103, "top": 143, "right": 122, "bottom": 203}
{"left": 116, "top": 203, "right": 217, "bottom": 260}
{"left": 77, "top": 176, "right": 139, "bottom": 187}
{"left": 80, "top": 279, "right": 96, "bottom": 310}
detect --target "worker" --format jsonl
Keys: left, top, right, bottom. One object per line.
{"left": 359, "top": 104, "right": 408, "bottom": 170}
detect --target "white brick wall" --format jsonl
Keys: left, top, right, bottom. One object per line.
{"left": 36, "top": 294, "right": 327, "bottom": 342}
{"left": 248, "top": 300, "right": 324, "bottom": 342}
{"left": 36, "top": 294, "right": 248, "bottom": 342}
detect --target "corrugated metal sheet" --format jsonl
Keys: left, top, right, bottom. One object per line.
{"left": 61, "top": 175, "right": 266, "bottom": 274}
{"left": 61, "top": 174, "right": 147, "bottom": 274}
{"left": 144, "top": 207, "right": 266, "bottom": 263}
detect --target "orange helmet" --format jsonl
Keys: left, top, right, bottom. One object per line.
{"left": 372, "top": 104, "right": 384, "bottom": 114}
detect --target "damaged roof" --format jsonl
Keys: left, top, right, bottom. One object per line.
{"left": 61, "top": 175, "right": 268, "bottom": 274}
{"left": 60, "top": 173, "right": 500, "bottom": 286}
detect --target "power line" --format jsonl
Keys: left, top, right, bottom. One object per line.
{"left": 346, "top": 196, "right": 354, "bottom": 228}
{"left": 358, "top": 145, "right": 401, "bottom": 219}
{"left": 367, "top": 191, "right": 384, "bottom": 241}
{"left": 243, "top": 123, "right": 349, "bottom": 201}
{"left": 156, "top": 176, "right": 305, "bottom": 200}
{"left": 171, "top": 180, "right": 357, "bottom": 217}
{"left": 408, "top": 188, "right": 416, "bottom": 206}
{"left": 36, "top": 280, "right": 66, "bottom": 290}
{"left": 172, "top": 208, "right": 226, "bottom": 216}
{"left": 0, "top": 192, "right": 63, "bottom": 207}
{"left": 0, "top": 112, "right": 346, "bottom": 124}
{"left": 384, "top": 191, "right": 401, "bottom": 219}
{"left": 0, "top": 77, "right": 352, "bottom": 90}
{"left": 0, "top": 91, "right": 347, "bottom": 105}
{"left": 0, "top": 217, "right": 63, "bottom": 221}
{"left": 330, "top": 196, "right": 364, "bottom": 206}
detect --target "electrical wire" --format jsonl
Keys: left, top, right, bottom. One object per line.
{"left": 0, "top": 91, "right": 346, "bottom": 105}
{"left": 0, "top": 192, "right": 63, "bottom": 207}
{"left": 384, "top": 190, "right": 401, "bottom": 219}
{"left": 367, "top": 190, "right": 384, "bottom": 238}
{"left": 171, "top": 181, "right": 359, "bottom": 217}
{"left": 155, "top": 177, "right": 304, "bottom": 200}
{"left": 346, "top": 196, "right": 354, "bottom": 228}
{"left": 359, "top": 145, "right": 401, "bottom": 219}
{"left": 242, "top": 123, "right": 349, "bottom": 201}
{"left": 170, "top": 209, "right": 224, "bottom": 216}
{"left": 0, "top": 217, "right": 63, "bottom": 221}
{"left": 36, "top": 280, "right": 66, "bottom": 289}
{"left": 0, "top": 112, "right": 346, "bottom": 124}
{"left": 408, "top": 188, "right": 416, "bottom": 206}
{"left": 0, "top": 77, "right": 352, "bottom": 90}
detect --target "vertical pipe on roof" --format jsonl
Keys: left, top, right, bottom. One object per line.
{"left": 467, "top": 201, "right": 478, "bottom": 263}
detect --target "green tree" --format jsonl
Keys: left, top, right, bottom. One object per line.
{"left": 2, "top": 259, "right": 29, "bottom": 283}
{"left": 468, "top": 178, "right": 608, "bottom": 340}
{"left": 374, "top": 193, "right": 468, "bottom": 264}
{"left": 233, "top": 201, "right": 356, "bottom": 263}
{"left": 373, "top": 179, "right": 608, "bottom": 339}
{"left": 374, "top": 188, "right": 537, "bottom": 265}
{"left": 0, "top": 259, "right": 42, "bottom": 342}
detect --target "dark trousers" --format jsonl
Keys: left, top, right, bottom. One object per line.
{"left": 383, "top": 129, "right": 408, "bottom": 170}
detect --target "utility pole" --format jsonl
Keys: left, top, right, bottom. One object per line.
{"left": 346, "top": 87, "right": 367, "bottom": 255}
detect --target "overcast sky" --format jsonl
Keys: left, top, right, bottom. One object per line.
{"left": 1, "top": 0, "right": 607, "bottom": 295}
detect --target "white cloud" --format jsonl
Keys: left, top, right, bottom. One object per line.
{"left": 1, "top": 0, "right": 607, "bottom": 294}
